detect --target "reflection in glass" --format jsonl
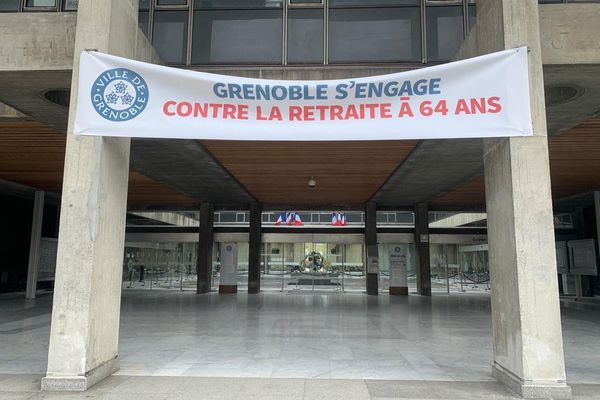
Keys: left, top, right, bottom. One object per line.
{"left": 0, "top": 0, "right": 20, "bottom": 11}
{"left": 288, "top": 9, "right": 324, "bottom": 64}
{"left": 426, "top": 6, "right": 464, "bottom": 61}
{"left": 468, "top": 4, "right": 476, "bottom": 30}
{"left": 194, "top": 0, "right": 282, "bottom": 9}
{"left": 330, "top": 0, "right": 419, "bottom": 6}
{"left": 26, "top": 0, "right": 56, "bottom": 6}
{"left": 192, "top": 9, "right": 282, "bottom": 64}
{"left": 63, "top": 0, "right": 78, "bottom": 10}
{"left": 139, "top": 11, "right": 149, "bottom": 37}
{"left": 329, "top": 7, "right": 421, "bottom": 63}
{"left": 157, "top": 0, "right": 187, "bottom": 5}
{"left": 152, "top": 10, "right": 189, "bottom": 64}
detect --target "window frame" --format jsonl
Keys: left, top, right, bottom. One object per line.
{"left": 23, "top": 0, "right": 59, "bottom": 12}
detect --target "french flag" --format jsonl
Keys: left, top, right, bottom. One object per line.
{"left": 294, "top": 213, "right": 303, "bottom": 226}
{"left": 333, "top": 212, "right": 347, "bottom": 226}
{"left": 286, "top": 212, "right": 293, "bottom": 226}
{"left": 275, "top": 212, "right": 287, "bottom": 225}
{"left": 340, "top": 212, "right": 347, "bottom": 226}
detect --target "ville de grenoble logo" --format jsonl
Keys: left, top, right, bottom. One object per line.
{"left": 91, "top": 68, "right": 149, "bottom": 122}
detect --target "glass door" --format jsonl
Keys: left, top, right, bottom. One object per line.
{"left": 341, "top": 243, "right": 366, "bottom": 292}
{"left": 284, "top": 242, "right": 346, "bottom": 292}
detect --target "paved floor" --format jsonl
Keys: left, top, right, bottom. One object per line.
{"left": 0, "top": 290, "right": 599, "bottom": 397}
{"left": 1, "top": 375, "right": 600, "bottom": 400}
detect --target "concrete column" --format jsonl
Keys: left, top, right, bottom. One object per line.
{"left": 414, "top": 203, "right": 431, "bottom": 296}
{"left": 475, "top": 1, "right": 571, "bottom": 397}
{"left": 196, "top": 203, "right": 214, "bottom": 294}
{"left": 42, "top": 0, "right": 145, "bottom": 392}
{"left": 365, "top": 203, "right": 378, "bottom": 295}
{"left": 25, "top": 191, "right": 44, "bottom": 300}
{"left": 248, "top": 203, "right": 262, "bottom": 294}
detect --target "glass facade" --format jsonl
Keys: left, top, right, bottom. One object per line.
{"left": 261, "top": 241, "right": 366, "bottom": 292}
{"left": 141, "top": 0, "right": 479, "bottom": 65}
{"left": 5, "top": 0, "right": 600, "bottom": 64}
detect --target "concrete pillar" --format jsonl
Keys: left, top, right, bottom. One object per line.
{"left": 476, "top": 1, "right": 571, "bottom": 397}
{"left": 248, "top": 203, "right": 262, "bottom": 294}
{"left": 196, "top": 203, "right": 214, "bottom": 294}
{"left": 42, "top": 0, "right": 143, "bottom": 392}
{"left": 25, "top": 190, "right": 44, "bottom": 300}
{"left": 414, "top": 203, "right": 431, "bottom": 296}
{"left": 365, "top": 203, "right": 379, "bottom": 295}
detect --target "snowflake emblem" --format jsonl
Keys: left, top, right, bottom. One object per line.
{"left": 106, "top": 91, "right": 119, "bottom": 105}
{"left": 114, "top": 81, "right": 128, "bottom": 94}
{"left": 121, "top": 93, "right": 134, "bottom": 106}
{"left": 92, "top": 68, "right": 148, "bottom": 122}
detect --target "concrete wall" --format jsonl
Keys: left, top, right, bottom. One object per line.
{"left": 0, "top": 13, "right": 75, "bottom": 71}
{"left": 540, "top": 4, "right": 600, "bottom": 65}
{"left": 0, "top": 12, "right": 160, "bottom": 132}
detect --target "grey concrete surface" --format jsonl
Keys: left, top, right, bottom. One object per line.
{"left": 539, "top": 4, "right": 600, "bottom": 65}
{"left": 129, "top": 140, "right": 255, "bottom": 207}
{"left": 1, "top": 291, "right": 599, "bottom": 385}
{"left": 469, "top": 1, "right": 570, "bottom": 398}
{"left": 1, "top": 374, "right": 600, "bottom": 400}
{"left": 42, "top": 0, "right": 155, "bottom": 391}
{"left": 370, "top": 139, "right": 484, "bottom": 207}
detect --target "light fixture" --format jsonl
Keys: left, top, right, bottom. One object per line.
{"left": 308, "top": 176, "right": 317, "bottom": 189}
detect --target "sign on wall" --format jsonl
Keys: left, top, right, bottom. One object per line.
{"left": 389, "top": 245, "right": 408, "bottom": 288}
{"left": 567, "top": 239, "right": 598, "bottom": 276}
{"left": 74, "top": 47, "right": 532, "bottom": 141}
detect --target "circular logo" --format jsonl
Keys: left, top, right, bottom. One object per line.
{"left": 395, "top": 246, "right": 401, "bottom": 253}
{"left": 226, "top": 245, "right": 233, "bottom": 252}
{"left": 91, "top": 68, "right": 149, "bottom": 122}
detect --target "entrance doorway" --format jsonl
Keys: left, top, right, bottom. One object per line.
{"left": 261, "top": 233, "right": 365, "bottom": 292}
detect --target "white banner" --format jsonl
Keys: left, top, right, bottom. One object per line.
{"left": 75, "top": 47, "right": 532, "bottom": 141}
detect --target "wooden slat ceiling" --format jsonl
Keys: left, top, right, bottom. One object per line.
{"left": 200, "top": 140, "right": 418, "bottom": 206}
{"left": 431, "top": 118, "right": 600, "bottom": 209}
{"left": 3, "top": 118, "right": 600, "bottom": 209}
{"left": 0, "top": 121, "right": 197, "bottom": 208}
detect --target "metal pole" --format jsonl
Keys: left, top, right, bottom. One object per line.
{"left": 342, "top": 244, "right": 345, "bottom": 292}
{"left": 446, "top": 257, "right": 450, "bottom": 294}
{"left": 282, "top": 244, "right": 285, "bottom": 292}
{"left": 25, "top": 190, "right": 44, "bottom": 299}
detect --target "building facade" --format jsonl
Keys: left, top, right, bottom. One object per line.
{"left": 1, "top": 0, "right": 600, "bottom": 398}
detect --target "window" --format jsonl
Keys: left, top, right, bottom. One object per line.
{"left": 288, "top": 8, "right": 324, "bottom": 63}
{"left": 192, "top": 2, "right": 283, "bottom": 64}
{"left": 195, "top": 0, "right": 283, "bottom": 8}
{"left": 62, "top": 0, "right": 77, "bottom": 10}
{"left": 290, "top": 0, "right": 322, "bottom": 4}
{"left": 152, "top": 10, "right": 189, "bottom": 64}
{"left": 330, "top": 0, "right": 419, "bottom": 5}
{"left": 468, "top": 3, "right": 476, "bottom": 30}
{"left": 139, "top": 0, "right": 475, "bottom": 66}
{"left": 25, "top": 0, "right": 56, "bottom": 6}
{"left": 329, "top": 6, "right": 421, "bottom": 63}
{"left": 139, "top": 0, "right": 150, "bottom": 37}
{"left": 426, "top": 5, "right": 464, "bottom": 61}
{"left": 0, "top": 0, "right": 20, "bottom": 11}
{"left": 157, "top": 0, "right": 187, "bottom": 5}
